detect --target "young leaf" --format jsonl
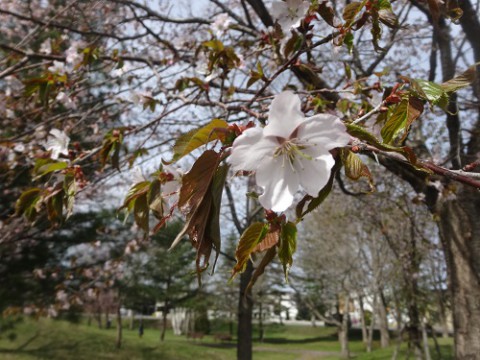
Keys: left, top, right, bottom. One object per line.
{"left": 343, "top": 2, "right": 364, "bottom": 25}
{"left": 178, "top": 150, "right": 221, "bottom": 214}
{"left": 381, "top": 96, "right": 424, "bottom": 144}
{"left": 278, "top": 222, "right": 297, "bottom": 281}
{"left": 16, "top": 188, "right": 43, "bottom": 222}
{"left": 204, "top": 164, "right": 229, "bottom": 272}
{"left": 317, "top": 1, "right": 336, "bottom": 27}
{"left": 134, "top": 192, "right": 149, "bottom": 233}
{"left": 169, "top": 119, "right": 228, "bottom": 163}
{"left": 346, "top": 123, "right": 429, "bottom": 173}
{"left": 232, "top": 222, "right": 268, "bottom": 276}
{"left": 342, "top": 149, "right": 375, "bottom": 191}
{"left": 35, "top": 161, "right": 68, "bottom": 179}
{"left": 441, "top": 63, "right": 479, "bottom": 93}
{"left": 253, "top": 229, "right": 280, "bottom": 253}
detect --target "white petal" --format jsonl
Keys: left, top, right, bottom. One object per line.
{"left": 264, "top": 91, "right": 304, "bottom": 139}
{"left": 228, "top": 127, "right": 277, "bottom": 171}
{"left": 297, "top": 114, "right": 350, "bottom": 156}
{"left": 270, "top": 2, "right": 287, "bottom": 19}
{"left": 256, "top": 157, "right": 299, "bottom": 212}
{"left": 295, "top": 152, "right": 335, "bottom": 196}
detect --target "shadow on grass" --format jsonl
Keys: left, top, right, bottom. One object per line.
{"left": 196, "top": 342, "right": 237, "bottom": 349}
{"left": 0, "top": 338, "right": 81, "bottom": 358}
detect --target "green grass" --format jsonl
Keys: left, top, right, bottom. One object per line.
{"left": 0, "top": 317, "right": 454, "bottom": 359}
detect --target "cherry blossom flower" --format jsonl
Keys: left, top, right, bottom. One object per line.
{"left": 56, "top": 91, "right": 77, "bottom": 109}
{"left": 65, "top": 41, "right": 85, "bottom": 67}
{"left": 271, "top": 0, "right": 310, "bottom": 33}
{"left": 48, "top": 60, "right": 67, "bottom": 75}
{"left": 228, "top": 91, "right": 350, "bottom": 212}
{"left": 39, "top": 39, "right": 52, "bottom": 54}
{"left": 44, "top": 128, "right": 70, "bottom": 159}
{"left": 211, "top": 13, "right": 231, "bottom": 37}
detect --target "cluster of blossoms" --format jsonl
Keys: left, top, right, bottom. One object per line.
{"left": 228, "top": 91, "right": 350, "bottom": 212}
{"left": 271, "top": 0, "right": 310, "bottom": 33}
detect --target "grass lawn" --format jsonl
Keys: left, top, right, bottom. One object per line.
{"left": 0, "top": 317, "right": 453, "bottom": 359}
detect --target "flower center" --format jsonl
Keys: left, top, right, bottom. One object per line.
{"left": 287, "top": 7, "right": 299, "bottom": 20}
{"left": 273, "top": 137, "right": 312, "bottom": 171}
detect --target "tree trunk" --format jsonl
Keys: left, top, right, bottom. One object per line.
{"left": 377, "top": 290, "right": 390, "bottom": 348}
{"left": 116, "top": 305, "right": 122, "bottom": 349}
{"left": 237, "top": 260, "right": 254, "bottom": 360}
{"left": 422, "top": 320, "right": 432, "bottom": 360}
{"left": 367, "top": 295, "right": 377, "bottom": 353}
{"left": 258, "top": 301, "right": 264, "bottom": 343}
{"left": 358, "top": 296, "right": 368, "bottom": 346}
{"left": 437, "top": 189, "right": 480, "bottom": 359}
{"left": 338, "top": 293, "right": 350, "bottom": 359}
{"left": 160, "top": 308, "right": 168, "bottom": 342}
{"left": 128, "top": 309, "right": 134, "bottom": 331}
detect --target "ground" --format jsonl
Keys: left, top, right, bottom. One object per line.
{"left": 0, "top": 317, "right": 454, "bottom": 359}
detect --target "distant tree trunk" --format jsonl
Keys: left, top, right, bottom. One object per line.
{"left": 338, "top": 293, "right": 350, "bottom": 359}
{"left": 96, "top": 308, "right": 102, "bottom": 329}
{"left": 258, "top": 301, "right": 264, "bottom": 343}
{"left": 367, "top": 295, "right": 377, "bottom": 353}
{"left": 377, "top": 290, "right": 390, "bottom": 348}
{"left": 421, "top": 320, "right": 432, "bottom": 360}
{"left": 160, "top": 305, "right": 168, "bottom": 342}
{"left": 116, "top": 305, "right": 122, "bottom": 349}
{"left": 229, "top": 311, "right": 234, "bottom": 336}
{"left": 358, "top": 296, "right": 368, "bottom": 346}
{"left": 129, "top": 309, "right": 134, "bottom": 331}
{"left": 237, "top": 260, "right": 254, "bottom": 360}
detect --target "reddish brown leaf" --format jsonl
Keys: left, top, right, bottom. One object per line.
{"left": 252, "top": 229, "right": 280, "bottom": 253}
{"left": 178, "top": 150, "right": 221, "bottom": 214}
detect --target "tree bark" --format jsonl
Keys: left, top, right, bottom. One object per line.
{"left": 237, "top": 260, "right": 254, "bottom": 360}
{"left": 116, "top": 305, "right": 122, "bottom": 349}
{"left": 338, "top": 293, "right": 350, "bottom": 359}
{"left": 367, "top": 295, "right": 377, "bottom": 353}
{"left": 258, "top": 300, "right": 264, "bottom": 343}
{"left": 377, "top": 290, "right": 390, "bottom": 348}
{"left": 437, "top": 188, "right": 480, "bottom": 360}
{"left": 358, "top": 296, "right": 368, "bottom": 346}
{"left": 160, "top": 307, "right": 168, "bottom": 342}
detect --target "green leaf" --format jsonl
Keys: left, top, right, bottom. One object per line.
{"left": 232, "top": 222, "right": 269, "bottom": 276}
{"left": 441, "top": 63, "right": 479, "bottom": 93}
{"left": 342, "top": 149, "right": 375, "bottom": 191}
{"left": 278, "top": 222, "right": 297, "bottom": 281}
{"left": 169, "top": 119, "right": 229, "bottom": 163}
{"left": 134, "top": 192, "right": 149, "bottom": 233}
{"left": 381, "top": 97, "right": 424, "bottom": 144}
{"left": 411, "top": 79, "right": 448, "bottom": 107}
{"left": 343, "top": 32, "right": 354, "bottom": 53}
{"left": 16, "top": 188, "right": 43, "bottom": 221}
{"left": 343, "top": 2, "right": 364, "bottom": 24}
{"left": 36, "top": 161, "right": 68, "bottom": 179}
{"left": 283, "top": 32, "right": 303, "bottom": 58}
{"left": 46, "top": 189, "right": 64, "bottom": 223}
{"left": 346, "top": 123, "right": 421, "bottom": 166}
{"left": 63, "top": 175, "right": 76, "bottom": 219}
